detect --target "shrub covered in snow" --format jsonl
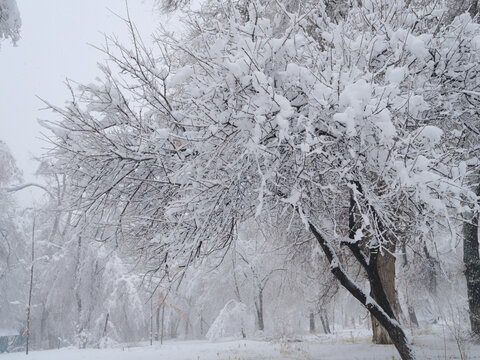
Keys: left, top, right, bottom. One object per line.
{"left": 206, "top": 300, "right": 255, "bottom": 341}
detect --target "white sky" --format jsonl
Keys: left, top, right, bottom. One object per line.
{"left": 0, "top": 0, "right": 163, "bottom": 204}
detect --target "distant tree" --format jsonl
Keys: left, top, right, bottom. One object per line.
{"left": 5, "top": 159, "right": 148, "bottom": 349}
{"left": 154, "top": 0, "right": 190, "bottom": 12}
{"left": 0, "top": 0, "right": 21, "bottom": 45}
{"left": 0, "top": 140, "right": 27, "bottom": 333}
{"left": 0, "top": 140, "right": 22, "bottom": 184}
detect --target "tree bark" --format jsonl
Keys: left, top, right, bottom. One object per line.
{"left": 255, "top": 289, "right": 264, "bottom": 331}
{"left": 309, "top": 223, "right": 415, "bottom": 360}
{"left": 348, "top": 188, "right": 401, "bottom": 344}
{"left": 371, "top": 246, "right": 399, "bottom": 344}
{"left": 463, "top": 182, "right": 480, "bottom": 337}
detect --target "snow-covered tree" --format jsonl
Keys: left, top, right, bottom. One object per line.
{"left": 0, "top": 0, "right": 21, "bottom": 45}
{"left": 0, "top": 140, "right": 26, "bottom": 333}
{"left": 3, "top": 159, "right": 149, "bottom": 349}
{"left": 44, "top": 1, "right": 480, "bottom": 358}
{"left": 31, "top": 173, "right": 147, "bottom": 348}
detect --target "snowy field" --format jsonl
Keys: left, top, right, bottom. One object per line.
{"left": 2, "top": 329, "right": 479, "bottom": 360}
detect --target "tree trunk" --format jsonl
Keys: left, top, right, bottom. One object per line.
{"left": 402, "top": 240, "right": 419, "bottom": 328}
{"left": 407, "top": 305, "right": 419, "bottom": 328}
{"left": 324, "top": 312, "right": 331, "bottom": 334}
{"left": 256, "top": 289, "right": 264, "bottom": 331}
{"left": 348, "top": 188, "right": 401, "bottom": 344}
{"left": 25, "top": 216, "right": 35, "bottom": 355}
{"left": 309, "top": 223, "right": 415, "bottom": 360}
{"left": 161, "top": 304, "right": 165, "bottom": 344}
{"left": 74, "top": 236, "right": 85, "bottom": 349}
{"left": 370, "top": 246, "right": 399, "bottom": 344}
{"left": 184, "top": 314, "right": 190, "bottom": 339}
{"left": 149, "top": 297, "right": 153, "bottom": 346}
{"left": 463, "top": 183, "right": 480, "bottom": 337}
{"left": 309, "top": 312, "right": 315, "bottom": 333}
{"left": 40, "top": 306, "right": 49, "bottom": 349}
{"left": 102, "top": 313, "right": 109, "bottom": 338}
{"left": 423, "top": 245, "right": 438, "bottom": 295}
{"left": 320, "top": 310, "right": 331, "bottom": 334}
{"left": 99, "top": 312, "right": 109, "bottom": 348}
{"left": 155, "top": 305, "right": 160, "bottom": 341}
{"left": 348, "top": 186, "right": 402, "bottom": 345}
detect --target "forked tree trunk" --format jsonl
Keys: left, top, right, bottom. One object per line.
{"left": 348, "top": 186, "right": 403, "bottom": 345}
{"left": 308, "top": 223, "right": 415, "bottom": 360}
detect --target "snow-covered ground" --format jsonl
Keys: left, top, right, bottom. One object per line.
{"left": 2, "top": 328, "right": 479, "bottom": 360}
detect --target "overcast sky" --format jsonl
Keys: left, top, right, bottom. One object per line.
{"left": 0, "top": 0, "right": 165, "bottom": 203}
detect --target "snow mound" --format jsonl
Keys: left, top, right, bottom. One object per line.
{"left": 206, "top": 300, "right": 255, "bottom": 341}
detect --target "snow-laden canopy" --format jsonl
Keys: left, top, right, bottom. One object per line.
{"left": 44, "top": 1, "right": 480, "bottom": 358}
